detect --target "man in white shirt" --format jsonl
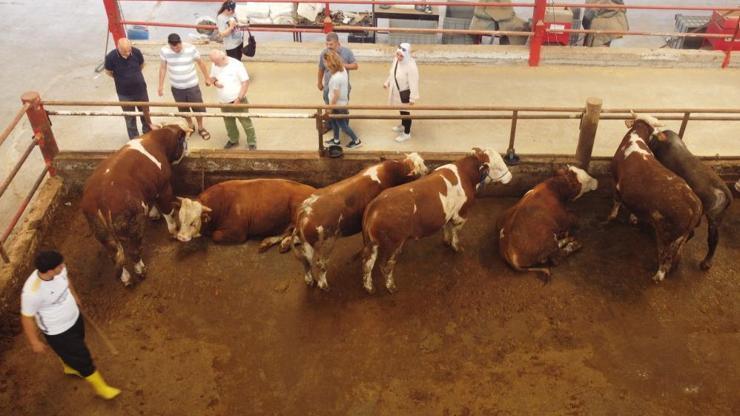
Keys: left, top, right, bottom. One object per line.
{"left": 158, "top": 33, "right": 212, "bottom": 141}
{"left": 207, "top": 49, "right": 257, "bottom": 150}
{"left": 21, "top": 250, "right": 121, "bottom": 400}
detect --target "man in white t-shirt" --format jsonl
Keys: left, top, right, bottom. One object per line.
{"left": 207, "top": 49, "right": 257, "bottom": 150}
{"left": 21, "top": 250, "right": 121, "bottom": 400}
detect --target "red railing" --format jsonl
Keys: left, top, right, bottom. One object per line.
{"left": 106, "top": 0, "right": 740, "bottom": 68}
{"left": 0, "top": 92, "right": 59, "bottom": 263}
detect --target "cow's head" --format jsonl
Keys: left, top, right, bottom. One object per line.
{"left": 473, "top": 147, "right": 512, "bottom": 188}
{"left": 175, "top": 197, "right": 212, "bottom": 242}
{"left": 158, "top": 123, "right": 192, "bottom": 165}
{"left": 402, "top": 152, "right": 429, "bottom": 178}
{"left": 566, "top": 165, "right": 598, "bottom": 200}
{"left": 625, "top": 112, "right": 668, "bottom": 143}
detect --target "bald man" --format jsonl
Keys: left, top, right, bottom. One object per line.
{"left": 104, "top": 38, "right": 155, "bottom": 139}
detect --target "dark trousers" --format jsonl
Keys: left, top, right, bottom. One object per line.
{"left": 399, "top": 89, "right": 412, "bottom": 134}
{"left": 44, "top": 314, "right": 95, "bottom": 377}
{"left": 226, "top": 45, "right": 243, "bottom": 61}
{"left": 118, "top": 92, "right": 151, "bottom": 139}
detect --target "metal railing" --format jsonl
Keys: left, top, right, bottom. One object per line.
{"left": 106, "top": 0, "right": 740, "bottom": 67}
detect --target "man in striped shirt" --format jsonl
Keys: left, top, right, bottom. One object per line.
{"left": 158, "top": 33, "right": 212, "bottom": 140}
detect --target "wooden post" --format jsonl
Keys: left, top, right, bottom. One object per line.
{"left": 575, "top": 97, "right": 602, "bottom": 170}
{"left": 21, "top": 91, "right": 59, "bottom": 176}
{"left": 504, "top": 110, "right": 520, "bottom": 165}
{"left": 316, "top": 108, "right": 325, "bottom": 156}
{"left": 678, "top": 112, "right": 690, "bottom": 139}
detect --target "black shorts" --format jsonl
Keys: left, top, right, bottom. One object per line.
{"left": 171, "top": 86, "right": 206, "bottom": 113}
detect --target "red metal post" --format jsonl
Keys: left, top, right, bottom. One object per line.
{"left": 528, "top": 0, "right": 547, "bottom": 67}
{"left": 103, "top": 0, "right": 127, "bottom": 43}
{"left": 21, "top": 92, "right": 59, "bottom": 176}
{"left": 323, "top": 2, "right": 334, "bottom": 33}
{"left": 721, "top": 20, "right": 740, "bottom": 69}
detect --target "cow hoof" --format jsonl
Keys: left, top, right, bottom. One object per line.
{"left": 628, "top": 214, "right": 638, "bottom": 226}
{"left": 317, "top": 281, "right": 330, "bottom": 292}
{"left": 257, "top": 242, "right": 271, "bottom": 253}
{"left": 120, "top": 269, "right": 134, "bottom": 287}
{"left": 278, "top": 243, "right": 291, "bottom": 254}
{"left": 304, "top": 275, "right": 315, "bottom": 287}
{"left": 363, "top": 284, "right": 375, "bottom": 294}
{"left": 133, "top": 260, "right": 146, "bottom": 276}
{"left": 651, "top": 271, "right": 666, "bottom": 283}
{"left": 699, "top": 260, "right": 712, "bottom": 271}
{"left": 385, "top": 283, "right": 397, "bottom": 294}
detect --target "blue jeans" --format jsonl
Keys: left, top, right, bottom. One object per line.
{"left": 331, "top": 110, "right": 358, "bottom": 142}
{"left": 118, "top": 92, "right": 151, "bottom": 139}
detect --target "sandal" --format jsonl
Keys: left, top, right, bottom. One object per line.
{"left": 198, "top": 128, "right": 211, "bottom": 141}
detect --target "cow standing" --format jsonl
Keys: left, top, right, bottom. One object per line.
{"left": 80, "top": 125, "right": 190, "bottom": 286}
{"left": 609, "top": 115, "right": 702, "bottom": 282}
{"left": 498, "top": 166, "right": 598, "bottom": 279}
{"left": 361, "top": 148, "right": 512, "bottom": 294}
{"left": 175, "top": 179, "right": 316, "bottom": 250}
{"left": 634, "top": 115, "right": 732, "bottom": 270}
{"left": 293, "top": 153, "right": 428, "bottom": 291}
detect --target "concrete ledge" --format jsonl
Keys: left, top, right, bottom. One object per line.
{"left": 0, "top": 177, "right": 65, "bottom": 350}
{"left": 133, "top": 40, "right": 739, "bottom": 68}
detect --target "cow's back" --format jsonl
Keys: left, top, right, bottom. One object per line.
{"left": 618, "top": 158, "right": 702, "bottom": 238}
{"left": 652, "top": 133, "right": 732, "bottom": 216}
{"left": 201, "top": 179, "right": 315, "bottom": 237}
{"left": 498, "top": 188, "right": 565, "bottom": 267}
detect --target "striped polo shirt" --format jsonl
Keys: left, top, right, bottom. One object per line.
{"left": 160, "top": 43, "right": 201, "bottom": 90}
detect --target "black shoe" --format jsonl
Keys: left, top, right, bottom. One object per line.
{"left": 324, "top": 138, "right": 340, "bottom": 146}
{"left": 248, "top": 144, "right": 257, "bottom": 150}
{"left": 347, "top": 140, "right": 362, "bottom": 149}
{"left": 223, "top": 141, "right": 238, "bottom": 149}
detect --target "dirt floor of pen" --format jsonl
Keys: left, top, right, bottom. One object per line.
{"left": 1, "top": 194, "right": 738, "bottom": 415}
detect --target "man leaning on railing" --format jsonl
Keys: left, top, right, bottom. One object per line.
{"left": 469, "top": 0, "right": 530, "bottom": 45}
{"left": 582, "top": 0, "right": 629, "bottom": 47}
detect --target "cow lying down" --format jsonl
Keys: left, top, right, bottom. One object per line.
{"left": 175, "top": 179, "right": 316, "bottom": 250}
{"left": 497, "top": 166, "right": 598, "bottom": 280}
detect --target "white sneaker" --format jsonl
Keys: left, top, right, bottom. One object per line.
{"left": 394, "top": 133, "right": 411, "bottom": 143}
{"left": 391, "top": 125, "right": 404, "bottom": 133}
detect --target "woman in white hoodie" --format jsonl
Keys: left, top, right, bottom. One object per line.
{"left": 383, "top": 43, "right": 419, "bottom": 143}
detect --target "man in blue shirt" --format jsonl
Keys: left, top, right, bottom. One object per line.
{"left": 104, "top": 38, "right": 154, "bottom": 139}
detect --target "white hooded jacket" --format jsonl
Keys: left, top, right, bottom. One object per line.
{"left": 384, "top": 43, "right": 420, "bottom": 105}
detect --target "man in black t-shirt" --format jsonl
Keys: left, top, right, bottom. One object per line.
{"left": 104, "top": 38, "right": 155, "bottom": 139}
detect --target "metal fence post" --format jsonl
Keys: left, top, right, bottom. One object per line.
{"left": 21, "top": 92, "right": 59, "bottom": 176}
{"left": 528, "top": 0, "right": 548, "bottom": 67}
{"left": 103, "top": 0, "right": 127, "bottom": 44}
{"left": 505, "top": 110, "right": 520, "bottom": 165}
{"left": 575, "top": 97, "right": 603, "bottom": 170}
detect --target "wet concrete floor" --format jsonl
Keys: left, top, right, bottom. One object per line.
{"left": 1, "top": 192, "right": 738, "bottom": 415}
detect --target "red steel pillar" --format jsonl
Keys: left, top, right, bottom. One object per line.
{"left": 103, "top": 0, "right": 127, "bottom": 44}
{"left": 21, "top": 92, "right": 59, "bottom": 176}
{"left": 528, "top": 0, "right": 547, "bottom": 67}
{"left": 721, "top": 20, "right": 739, "bottom": 69}
{"left": 323, "top": 3, "right": 334, "bottom": 33}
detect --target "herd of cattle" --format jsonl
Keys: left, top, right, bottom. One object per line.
{"left": 79, "top": 114, "right": 733, "bottom": 293}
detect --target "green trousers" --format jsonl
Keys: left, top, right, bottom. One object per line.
{"left": 222, "top": 96, "right": 256, "bottom": 146}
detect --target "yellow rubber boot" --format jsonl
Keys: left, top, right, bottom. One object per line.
{"left": 84, "top": 370, "right": 121, "bottom": 400}
{"left": 61, "top": 362, "right": 81, "bottom": 377}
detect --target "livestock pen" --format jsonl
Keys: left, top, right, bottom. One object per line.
{"left": 0, "top": 93, "right": 739, "bottom": 414}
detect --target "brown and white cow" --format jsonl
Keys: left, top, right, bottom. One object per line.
{"left": 174, "top": 179, "right": 316, "bottom": 249}
{"left": 498, "top": 166, "right": 598, "bottom": 279}
{"left": 634, "top": 114, "right": 732, "bottom": 271}
{"left": 80, "top": 124, "right": 190, "bottom": 286}
{"left": 361, "top": 148, "right": 512, "bottom": 294}
{"left": 609, "top": 115, "right": 702, "bottom": 282}
{"left": 293, "top": 153, "right": 428, "bottom": 291}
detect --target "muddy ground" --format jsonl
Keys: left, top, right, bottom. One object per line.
{"left": 0, "top": 194, "right": 738, "bottom": 415}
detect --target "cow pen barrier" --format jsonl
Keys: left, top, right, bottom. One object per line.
{"left": 2, "top": 91, "right": 740, "bottom": 263}
{"left": 107, "top": 0, "right": 740, "bottom": 68}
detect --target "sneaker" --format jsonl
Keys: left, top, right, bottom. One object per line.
{"left": 248, "top": 144, "right": 257, "bottom": 150}
{"left": 391, "top": 125, "right": 404, "bottom": 133}
{"left": 394, "top": 133, "right": 411, "bottom": 143}
{"left": 223, "top": 141, "right": 238, "bottom": 149}
{"left": 347, "top": 139, "right": 362, "bottom": 149}
{"left": 324, "top": 138, "right": 341, "bottom": 146}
